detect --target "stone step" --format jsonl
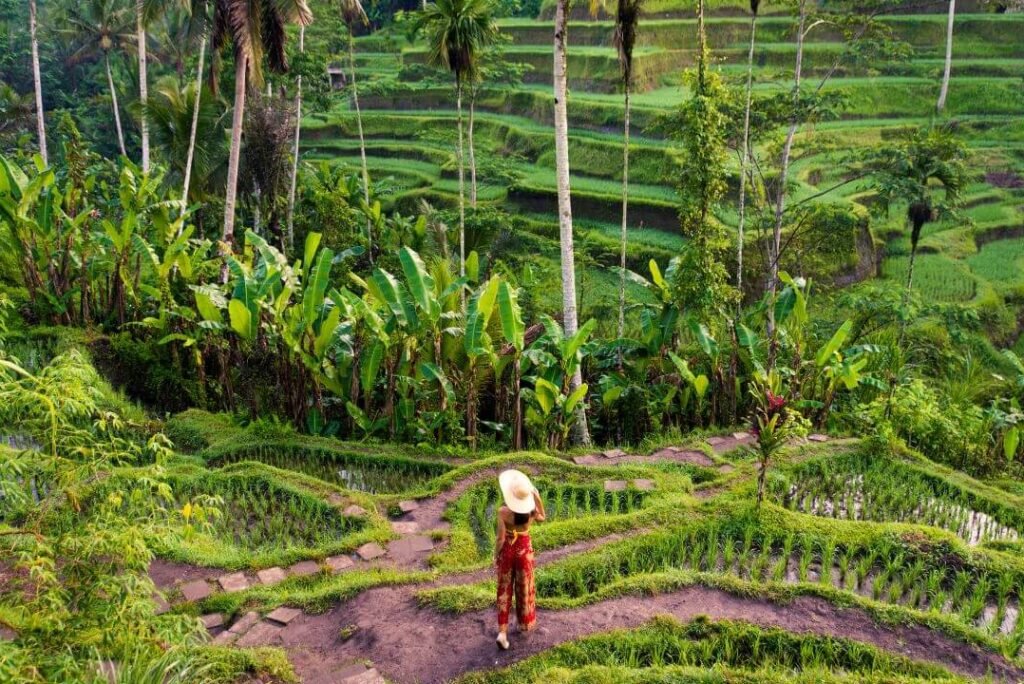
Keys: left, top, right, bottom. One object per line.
{"left": 288, "top": 560, "right": 321, "bottom": 578}
{"left": 356, "top": 542, "right": 387, "bottom": 561}
{"left": 217, "top": 572, "right": 250, "bottom": 593}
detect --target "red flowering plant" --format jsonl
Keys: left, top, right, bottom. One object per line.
{"left": 749, "top": 370, "right": 808, "bottom": 508}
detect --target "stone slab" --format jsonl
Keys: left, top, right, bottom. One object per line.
{"left": 732, "top": 431, "right": 751, "bottom": 441}
{"left": 398, "top": 500, "right": 420, "bottom": 514}
{"left": 266, "top": 606, "right": 302, "bottom": 625}
{"left": 256, "top": 566, "right": 287, "bottom": 586}
{"left": 287, "top": 560, "right": 321, "bottom": 577}
{"left": 603, "top": 480, "right": 627, "bottom": 492}
{"left": 152, "top": 593, "right": 170, "bottom": 615}
{"left": 212, "top": 630, "right": 238, "bottom": 645}
{"left": 633, "top": 479, "right": 656, "bottom": 491}
{"left": 601, "top": 448, "right": 626, "bottom": 459}
{"left": 179, "top": 579, "right": 212, "bottom": 602}
{"left": 327, "top": 492, "right": 346, "bottom": 506}
{"left": 235, "top": 620, "right": 284, "bottom": 648}
{"left": 356, "top": 542, "right": 387, "bottom": 561}
{"left": 706, "top": 436, "right": 726, "bottom": 446}
{"left": 201, "top": 613, "right": 225, "bottom": 630}
{"left": 391, "top": 521, "right": 420, "bottom": 534}
{"left": 344, "top": 505, "right": 367, "bottom": 517}
{"left": 389, "top": 535, "right": 433, "bottom": 553}
{"left": 344, "top": 668, "right": 385, "bottom": 684}
{"left": 718, "top": 464, "right": 735, "bottom": 474}
{"left": 217, "top": 572, "right": 250, "bottom": 593}
{"left": 809, "top": 433, "right": 829, "bottom": 442}
{"left": 333, "top": 664, "right": 373, "bottom": 681}
{"left": 228, "top": 611, "right": 260, "bottom": 635}
{"left": 326, "top": 554, "right": 355, "bottom": 573}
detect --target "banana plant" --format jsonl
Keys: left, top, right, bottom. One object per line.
{"left": 522, "top": 315, "right": 596, "bottom": 449}
{"left": 668, "top": 351, "right": 710, "bottom": 426}
{"left": 464, "top": 275, "right": 501, "bottom": 449}
{"left": 497, "top": 280, "right": 526, "bottom": 450}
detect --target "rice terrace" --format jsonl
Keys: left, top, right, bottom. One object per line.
{"left": 2, "top": 0, "right": 1024, "bottom": 681}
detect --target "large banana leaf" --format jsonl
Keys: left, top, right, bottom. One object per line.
{"left": 420, "top": 361, "right": 455, "bottom": 405}
{"left": 399, "top": 247, "right": 438, "bottom": 320}
{"left": 361, "top": 340, "right": 386, "bottom": 395}
{"left": 497, "top": 282, "right": 525, "bottom": 352}
{"left": 228, "top": 299, "right": 254, "bottom": 341}
{"left": 562, "top": 318, "right": 596, "bottom": 364}
{"left": 815, "top": 319, "right": 853, "bottom": 368}
{"left": 302, "top": 247, "right": 334, "bottom": 326}
{"left": 465, "top": 276, "right": 500, "bottom": 357}
{"left": 303, "top": 232, "right": 322, "bottom": 274}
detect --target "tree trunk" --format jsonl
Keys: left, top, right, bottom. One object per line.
{"left": 511, "top": 355, "right": 522, "bottom": 450}
{"left": 466, "top": 359, "right": 477, "bottom": 449}
{"left": 136, "top": 0, "right": 149, "bottom": 173}
{"left": 106, "top": 56, "right": 128, "bottom": 157}
{"left": 767, "top": 0, "right": 806, "bottom": 343}
{"left": 468, "top": 93, "right": 477, "bottom": 207}
{"left": 736, "top": 13, "right": 757, "bottom": 298}
{"left": 223, "top": 54, "right": 247, "bottom": 254}
{"left": 553, "top": 0, "right": 591, "bottom": 446}
{"left": 937, "top": 0, "right": 955, "bottom": 112}
{"left": 29, "top": 0, "right": 47, "bottom": 165}
{"left": 285, "top": 27, "right": 304, "bottom": 255}
{"left": 617, "top": 84, "right": 630, "bottom": 366}
{"left": 180, "top": 33, "right": 207, "bottom": 224}
{"left": 456, "top": 79, "right": 467, "bottom": 298}
{"left": 350, "top": 28, "right": 372, "bottom": 260}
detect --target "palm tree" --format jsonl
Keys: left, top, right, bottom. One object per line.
{"left": 146, "top": 75, "right": 226, "bottom": 213}
{"left": 285, "top": 25, "right": 304, "bottom": 254}
{"left": 553, "top": 0, "right": 590, "bottom": 445}
{"left": 766, "top": 0, "right": 808, "bottom": 342}
{"left": 178, "top": 0, "right": 211, "bottom": 221}
{"left": 936, "top": 0, "right": 955, "bottom": 113}
{"left": 613, "top": 0, "right": 641, "bottom": 355}
{"left": 867, "top": 126, "right": 965, "bottom": 295}
{"left": 414, "top": 0, "right": 497, "bottom": 288}
{"left": 735, "top": 0, "right": 759, "bottom": 298}
{"left": 136, "top": 0, "right": 150, "bottom": 171}
{"left": 64, "top": 0, "right": 135, "bottom": 158}
{"left": 340, "top": 0, "right": 372, "bottom": 257}
{"left": 213, "top": 0, "right": 312, "bottom": 250}
{"left": 29, "top": 0, "right": 48, "bottom": 164}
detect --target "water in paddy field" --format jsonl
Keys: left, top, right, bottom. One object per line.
{"left": 211, "top": 447, "right": 447, "bottom": 493}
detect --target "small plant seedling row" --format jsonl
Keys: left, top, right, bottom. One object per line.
{"left": 209, "top": 441, "right": 450, "bottom": 493}
{"left": 770, "top": 454, "right": 1023, "bottom": 546}
{"left": 534, "top": 521, "right": 1024, "bottom": 656}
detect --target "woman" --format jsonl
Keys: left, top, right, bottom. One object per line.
{"left": 495, "top": 469, "right": 545, "bottom": 650}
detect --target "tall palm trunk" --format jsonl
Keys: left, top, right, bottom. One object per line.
{"left": 617, "top": 85, "right": 630, "bottom": 355}
{"left": 285, "top": 27, "right": 304, "bottom": 254}
{"left": 553, "top": 0, "right": 591, "bottom": 446}
{"left": 937, "top": 0, "right": 955, "bottom": 113}
{"left": 468, "top": 94, "right": 477, "bottom": 207}
{"left": 456, "top": 79, "right": 466, "bottom": 290}
{"left": 106, "top": 55, "right": 128, "bottom": 157}
{"left": 181, "top": 33, "right": 207, "bottom": 223}
{"left": 736, "top": 10, "right": 757, "bottom": 297}
{"left": 350, "top": 29, "right": 372, "bottom": 259}
{"left": 136, "top": 0, "right": 149, "bottom": 172}
{"left": 767, "top": 0, "right": 806, "bottom": 344}
{"left": 29, "top": 0, "right": 47, "bottom": 165}
{"left": 223, "top": 54, "right": 247, "bottom": 251}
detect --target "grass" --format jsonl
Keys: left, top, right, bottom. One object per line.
{"left": 456, "top": 615, "right": 960, "bottom": 683}
{"left": 881, "top": 254, "right": 977, "bottom": 303}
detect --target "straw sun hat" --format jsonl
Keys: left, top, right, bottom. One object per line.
{"left": 499, "top": 469, "right": 536, "bottom": 515}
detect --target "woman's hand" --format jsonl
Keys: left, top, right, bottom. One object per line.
{"left": 532, "top": 489, "right": 546, "bottom": 522}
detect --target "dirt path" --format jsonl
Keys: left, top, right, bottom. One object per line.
{"left": 275, "top": 580, "right": 1024, "bottom": 684}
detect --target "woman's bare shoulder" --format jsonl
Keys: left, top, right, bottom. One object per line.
{"left": 497, "top": 505, "right": 512, "bottom": 520}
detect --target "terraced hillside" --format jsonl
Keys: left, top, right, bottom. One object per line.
{"left": 146, "top": 413, "right": 1024, "bottom": 683}
{"left": 304, "top": 2, "right": 1024, "bottom": 328}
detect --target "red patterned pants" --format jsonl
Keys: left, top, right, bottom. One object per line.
{"left": 496, "top": 531, "right": 536, "bottom": 631}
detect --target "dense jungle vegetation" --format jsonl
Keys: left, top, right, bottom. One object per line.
{"left": 1, "top": 0, "right": 1023, "bottom": 681}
